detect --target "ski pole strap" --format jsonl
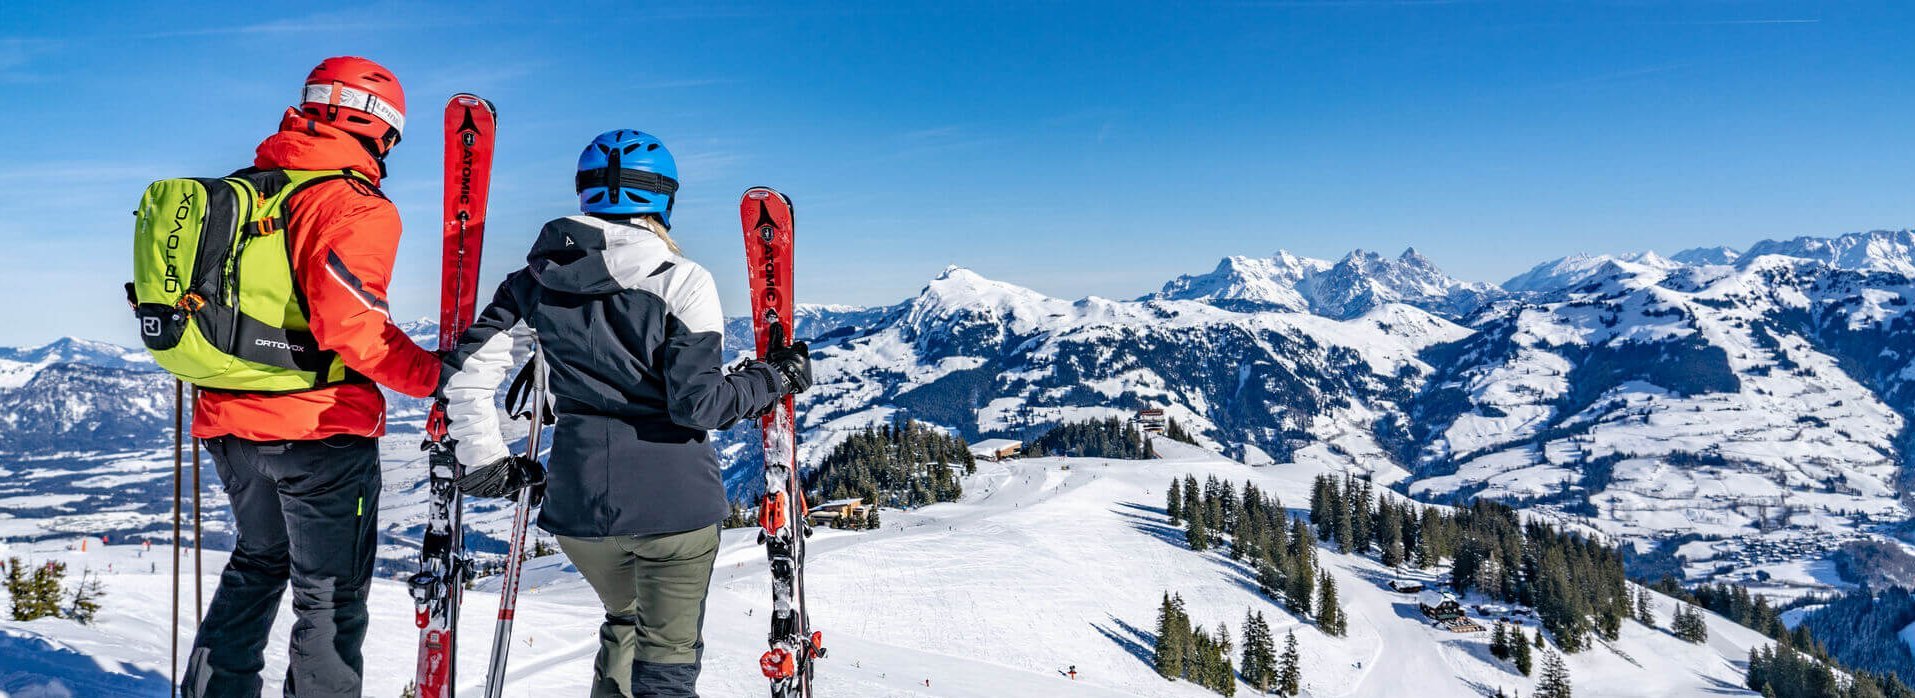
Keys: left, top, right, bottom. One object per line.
{"left": 503, "top": 355, "right": 554, "bottom": 425}
{"left": 574, "top": 168, "right": 679, "bottom": 196}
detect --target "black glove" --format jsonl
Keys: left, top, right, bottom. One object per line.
{"left": 765, "top": 341, "right": 813, "bottom": 395}
{"left": 456, "top": 455, "right": 546, "bottom": 504}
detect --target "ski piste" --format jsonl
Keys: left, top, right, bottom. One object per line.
{"left": 742, "top": 186, "right": 825, "bottom": 697}
{"left": 411, "top": 92, "right": 496, "bottom": 698}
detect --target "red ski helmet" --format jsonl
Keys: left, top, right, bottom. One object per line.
{"left": 298, "top": 56, "right": 406, "bottom": 153}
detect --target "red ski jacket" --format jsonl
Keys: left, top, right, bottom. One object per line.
{"left": 193, "top": 109, "right": 441, "bottom": 441}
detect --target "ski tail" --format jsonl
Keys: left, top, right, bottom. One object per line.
{"left": 413, "top": 92, "right": 496, "bottom": 698}
{"left": 741, "top": 187, "right": 823, "bottom": 697}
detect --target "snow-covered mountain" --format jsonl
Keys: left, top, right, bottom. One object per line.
{"left": 1670, "top": 246, "right": 1742, "bottom": 266}
{"left": 1149, "top": 248, "right": 1503, "bottom": 320}
{"left": 1148, "top": 252, "right": 1331, "bottom": 313}
{"left": 1403, "top": 255, "right": 1913, "bottom": 571}
{"left": 1743, "top": 229, "right": 1915, "bottom": 276}
{"left": 4, "top": 229, "right": 1911, "bottom": 599}
{"left": 1501, "top": 251, "right": 1683, "bottom": 295}
{"left": 801, "top": 265, "right": 1466, "bottom": 483}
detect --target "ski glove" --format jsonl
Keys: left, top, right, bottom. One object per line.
{"left": 766, "top": 341, "right": 813, "bottom": 395}
{"left": 456, "top": 454, "right": 546, "bottom": 504}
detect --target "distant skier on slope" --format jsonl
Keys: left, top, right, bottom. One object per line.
{"left": 172, "top": 57, "right": 441, "bottom": 697}
{"left": 441, "top": 129, "right": 811, "bottom": 697}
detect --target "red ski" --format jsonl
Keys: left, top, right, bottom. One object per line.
{"left": 742, "top": 187, "right": 824, "bottom": 697}
{"left": 411, "top": 92, "right": 496, "bottom": 698}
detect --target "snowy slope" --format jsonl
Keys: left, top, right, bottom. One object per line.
{"left": 1407, "top": 252, "right": 1914, "bottom": 595}
{"left": 0, "top": 442, "right": 1771, "bottom": 697}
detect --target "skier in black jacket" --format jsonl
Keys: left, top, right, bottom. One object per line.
{"left": 442, "top": 129, "right": 810, "bottom": 698}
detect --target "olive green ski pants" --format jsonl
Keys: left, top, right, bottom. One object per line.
{"left": 556, "top": 524, "right": 720, "bottom": 698}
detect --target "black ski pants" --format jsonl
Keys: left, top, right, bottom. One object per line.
{"left": 181, "top": 435, "right": 380, "bottom": 698}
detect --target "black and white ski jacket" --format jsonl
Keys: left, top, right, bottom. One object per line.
{"left": 441, "top": 215, "right": 783, "bottom": 537}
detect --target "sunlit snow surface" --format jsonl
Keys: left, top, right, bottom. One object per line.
{"left": 2, "top": 442, "right": 1772, "bottom": 697}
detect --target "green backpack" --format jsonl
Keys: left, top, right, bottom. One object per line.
{"left": 129, "top": 168, "right": 372, "bottom": 392}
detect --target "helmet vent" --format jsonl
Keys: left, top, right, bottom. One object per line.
{"left": 646, "top": 143, "right": 659, "bottom": 151}
{"left": 622, "top": 144, "right": 641, "bottom": 154}
{"left": 584, "top": 192, "right": 606, "bottom": 204}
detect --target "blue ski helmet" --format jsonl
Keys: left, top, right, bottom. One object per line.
{"left": 576, "top": 129, "right": 679, "bottom": 224}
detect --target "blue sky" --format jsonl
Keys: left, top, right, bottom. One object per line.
{"left": 2, "top": 1, "right": 1910, "bottom": 346}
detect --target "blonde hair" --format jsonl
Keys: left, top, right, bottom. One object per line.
{"left": 629, "top": 214, "right": 682, "bottom": 255}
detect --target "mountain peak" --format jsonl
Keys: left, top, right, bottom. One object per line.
{"left": 1670, "top": 246, "right": 1741, "bottom": 266}
{"left": 1743, "top": 229, "right": 1915, "bottom": 275}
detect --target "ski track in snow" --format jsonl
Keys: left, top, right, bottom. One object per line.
{"left": 2, "top": 441, "right": 1773, "bottom": 697}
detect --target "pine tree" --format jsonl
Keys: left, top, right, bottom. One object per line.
{"left": 1187, "top": 507, "right": 1212, "bottom": 552}
{"left": 1317, "top": 572, "right": 1346, "bottom": 636}
{"left": 1634, "top": 587, "right": 1656, "bottom": 627}
{"left": 1242, "top": 610, "right": 1277, "bottom": 694}
{"left": 1155, "top": 592, "right": 1187, "bottom": 678}
{"left": 1205, "top": 479, "right": 1225, "bottom": 533}
{"left": 1349, "top": 479, "right": 1373, "bottom": 554}
{"left": 1184, "top": 475, "right": 1202, "bottom": 532}
{"left": 1220, "top": 480, "right": 1238, "bottom": 535}
{"left": 721, "top": 501, "right": 751, "bottom": 529}
{"left": 1490, "top": 621, "right": 1511, "bottom": 660}
{"left": 1536, "top": 645, "right": 1572, "bottom": 698}
{"left": 65, "top": 569, "right": 104, "bottom": 624}
{"left": 4, "top": 557, "right": 29, "bottom": 621}
{"left": 1168, "top": 479, "right": 1183, "bottom": 525}
{"left": 1286, "top": 523, "right": 1316, "bottom": 616}
{"left": 1216, "top": 624, "right": 1236, "bottom": 696}
{"left": 1309, "top": 475, "right": 1332, "bottom": 531}
{"left": 1673, "top": 603, "right": 1709, "bottom": 643}
{"left": 1514, "top": 630, "right": 1534, "bottom": 676}
{"left": 1597, "top": 605, "right": 1622, "bottom": 642}
{"left": 11, "top": 560, "right": 66, "bottom": 621}
{"left": 1277, "top": 630, "right": 1301, "bottom": 696}
{"left": 1414, "top": 507, "right": 1444, "bottom": 568}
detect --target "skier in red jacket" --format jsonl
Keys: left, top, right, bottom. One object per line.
{"left": 182, "top": 57, "right": 439, "bottom": 698}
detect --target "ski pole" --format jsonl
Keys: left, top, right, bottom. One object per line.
{"left": 190, "top": 386, "right": 203, "bottom": 625}
{"left": 170, "top": 378, "right": 183, "bottom": 697}
{"left": 485, "top": 351, "right": 544, "bottom": 698}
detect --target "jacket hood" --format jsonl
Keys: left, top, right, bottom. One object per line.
{"left": 528, "top": 216, "right": 676, "bottom": 296}
{"left": 254, "top": 108, "right": 383, "bottom": 185}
